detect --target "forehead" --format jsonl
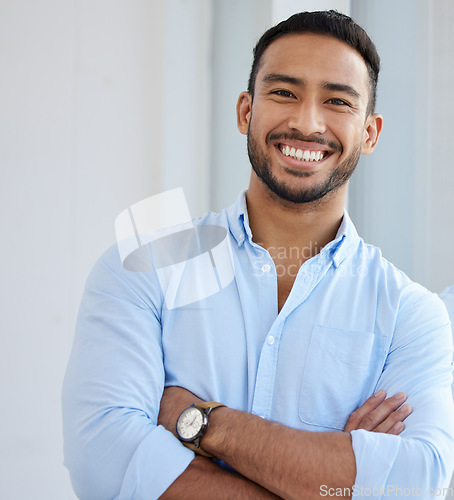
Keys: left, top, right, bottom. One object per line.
{"left": 256, "top": 33, "right": 369, "bottom": 96}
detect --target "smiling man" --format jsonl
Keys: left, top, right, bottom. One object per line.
{"left": 62, "top": 11, "right": 454, "bottom": 500}
{"left": 242, "top": 35, "right": 373, "bottom": 207}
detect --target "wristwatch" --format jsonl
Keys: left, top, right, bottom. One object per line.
{"left": 176, "top": 401, "right": 225, "bottom": 457}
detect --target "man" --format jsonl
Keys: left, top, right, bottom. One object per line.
{"left": 62, "top": 11, "right": 454, "bottom": 499}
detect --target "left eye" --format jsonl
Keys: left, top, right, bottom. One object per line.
{"left": 327, "top": 98, "right": 349, "bottom": 106}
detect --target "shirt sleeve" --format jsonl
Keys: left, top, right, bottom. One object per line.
{"left": 440, "top": 286, "right": 454, "bottom": 324}
{"left": 62, "top": 246, "right": 194, "bottom": 500}
{"left": 351, "top": 288, "right": 454, "bottom": 499}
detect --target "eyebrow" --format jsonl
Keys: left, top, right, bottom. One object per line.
{"left": 322, "top": 82, "right": 361, "bottom": 100}
{"left": 262, "top": 73, "right": 303, "bottom": 86}
{"left": 261, "top": 73, "right": 361, "bottom": 100}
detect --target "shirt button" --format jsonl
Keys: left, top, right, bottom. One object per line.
{"left": 262, "top": 264, "right": 271, "bottom": 273}
{"left": 267, "top": 335, "right": 275, "bottom": 345}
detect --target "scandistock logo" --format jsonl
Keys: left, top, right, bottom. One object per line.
{"left": 115, "top": 188, "right": 235, "bottom": 309}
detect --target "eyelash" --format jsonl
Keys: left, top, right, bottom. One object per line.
{"left": 270, "top": 91, "right": 351, "bottom": 107}
{"left": 327, "top": 98, "right": 350, "bottom": 107}
{"left": 271, "top": 89, "right": 295, "bottom": 98}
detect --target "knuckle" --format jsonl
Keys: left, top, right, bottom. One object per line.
{"left": 363, "top": 414, "right": 375, "bottom": 427}
{"left": 347, "top": 410, "right": 360, "bottom": 423}
{"left": 386, "top": 415, "right": 400, "bottom": 426}
{"left": 349, "top": 409, "right": 360, "bottom": 419}
{"left": 383, "top": 399, "right": 399, "bottom": 411}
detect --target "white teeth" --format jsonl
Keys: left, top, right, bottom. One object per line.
{"left": 279, "top": 145, "right": 325, "bottom": 162}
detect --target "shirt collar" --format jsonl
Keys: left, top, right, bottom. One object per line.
{"left": 323, "top": 210, "right": 361, "bottom": 267}
{"left": 226, "top": 191, "right": 361, "bottom": 266}
{"left": 226, "top": 190, "right": 251, "bottom": 247}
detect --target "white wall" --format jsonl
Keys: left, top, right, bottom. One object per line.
{"left": 210, "top": 0, "right": 272, "bottom": 212}
{"left": 427, "top": 0, "right": 454, "bottom": 292}
{"left": 272, "top": 0, "right": 351, "bottom": 22}
{"left": 161, "top": 0, "right": 212, "bottom": 218}
{"left": 0, "top": 1, "right": 165, "bottom": 498}
{"left": 349, "top": 0, "right": 454, "bottom": 292}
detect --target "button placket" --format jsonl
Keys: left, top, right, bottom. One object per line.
{"left": 251, "top": 321, "right": 283, "bottom": 419}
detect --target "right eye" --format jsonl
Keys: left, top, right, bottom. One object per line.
{"left": 271, "top": 89, "right": 295, "bottom": 98}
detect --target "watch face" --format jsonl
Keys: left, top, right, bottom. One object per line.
{"left": 177, "top": 406, "right": 206, "bottom": 441}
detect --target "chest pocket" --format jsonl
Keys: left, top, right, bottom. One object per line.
{"left": 299, "top": 325, "right": 387, "bottom": 430}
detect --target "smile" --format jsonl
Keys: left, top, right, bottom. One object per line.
{"left": 278, "top": 144, "right": 327, "bottom": 162}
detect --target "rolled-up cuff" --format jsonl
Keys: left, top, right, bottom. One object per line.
{"left": 350, "top": 429, "right": 401, "bottom": 497}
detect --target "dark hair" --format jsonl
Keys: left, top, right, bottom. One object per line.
{"left": 248, "top": 10, "right": 380, "bottom": 115}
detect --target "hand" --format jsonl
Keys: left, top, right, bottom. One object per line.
{"left": 344, "top": 390, "right": 412, "bottom": 434}
{"left": 158, "top": 386, "right": 203, "bottom": 437}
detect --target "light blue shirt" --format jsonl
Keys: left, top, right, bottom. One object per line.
{"left": 441, "top": 286, "right": 454, "bottom": 325}
{"left": 440, "top": 286, "right": 454, "bottom": 393}
{"left": 440, "top": 286, "right": 454, "bottom": 497}
{"left": 63, "top": 192, "right": 454, "bottom": 499}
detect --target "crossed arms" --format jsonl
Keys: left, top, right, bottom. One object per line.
{"left": 158, "top": 387, "right": 412, "bottom": 499}
{"left": 62, "top": 248, "right": 454, "bottom": 500}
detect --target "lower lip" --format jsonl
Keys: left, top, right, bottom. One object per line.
{"left": 275, "top": 145, "right": 330, "bottom": 170}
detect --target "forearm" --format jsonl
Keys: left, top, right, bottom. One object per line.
{"left": 202, "top": 408, "right": 356, "bottom": 500}
{"left": 160, "top": 456, "right": 281, "bottom": 499}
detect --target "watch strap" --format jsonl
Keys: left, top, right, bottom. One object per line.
{"left": 182, "top": 441, "right": 216, "bottom": 458}
{"left": 195, "top": 401, "right": 225, "bottom": 413}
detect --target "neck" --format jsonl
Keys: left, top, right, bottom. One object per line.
{"left": 246, "top": 179, "right": 346, "bottom": 259}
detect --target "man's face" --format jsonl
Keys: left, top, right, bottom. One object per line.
{"left": 237, "top": 33, "right": 382, "bottom": 204}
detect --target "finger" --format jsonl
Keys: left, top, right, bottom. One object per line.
{"left": 344, "top": 390, "right": 386, "bottom": 432}
{"left": 357, "top": 392, "right": 408, "bottom": 432}
{"left": 373, "top": 404, "right": 412, "bottom": 434}
{"left": 386, "top": 421, "right": 405, "bottom": 435}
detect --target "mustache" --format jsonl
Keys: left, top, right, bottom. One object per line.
{"left": 267, "top": 132, "right": 342, "bottom": 154}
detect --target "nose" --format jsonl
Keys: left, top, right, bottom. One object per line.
{"left": 287, "top": 99, "right": 326, "bottom": 136}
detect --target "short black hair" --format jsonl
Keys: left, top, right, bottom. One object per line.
{"left": 247, "top": 10, "right": 380, "bottom": 115}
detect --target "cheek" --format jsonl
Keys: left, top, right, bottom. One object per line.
{"left": 252, "top": 103, "right": 287, "bottom": 135}
{"left": 331, "top": 118, "right": 364, "bottom": 152}
{"left": 249, "top": 118, "right": 271, "bottom": 144}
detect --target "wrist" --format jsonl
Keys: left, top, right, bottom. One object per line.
{"left": 176, "top": 401, "right": 226, "bottom": 457}
{"left": 200, "top": 405, "right": 231, "bottom": 456}
{"left": 158, "top": 386, "right": 204, "bottom": 438}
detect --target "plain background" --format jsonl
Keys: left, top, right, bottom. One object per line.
{"left": 1, "top": 0, "right": 453, "bottom": 498}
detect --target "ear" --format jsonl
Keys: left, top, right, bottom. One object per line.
{"left": 236, "top": 91, "right": 252, "bottom": 135}
{"left": 361, "top": 113, "right": 383, "bottom": 155}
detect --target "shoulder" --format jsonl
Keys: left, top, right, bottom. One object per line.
{"left": 86, "top": 206, "right": 234, "bottom": 305}
{"left": 353, "top": 240, "right": 449, "bottom": 327}
{"left": 440, "top": 285, "right": 454, "bottom": 299}
{"left": 440, "top": 285, "right": 454, "bottom": 322}
{"left": 82, "top": 243, "right": 162, "bottom": 316}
